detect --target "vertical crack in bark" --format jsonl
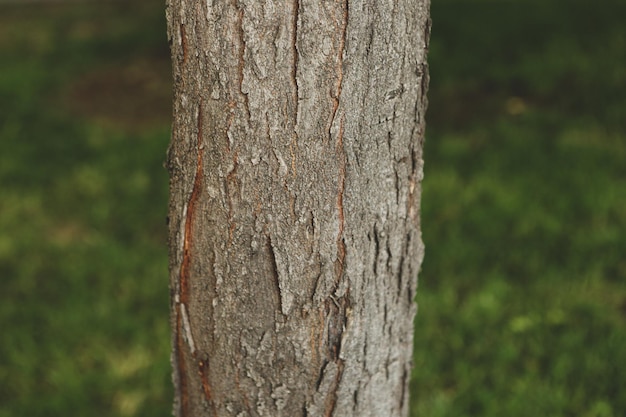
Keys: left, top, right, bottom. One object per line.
{"left": 290, "top": 0, "right": 300, "bottom": 177}
{"left": 325, "top": 116, "right": 348, "bottom": 414}
{"left": 234, "top": 352, "right": 253, "bottom": 415}
{"left": 424, "top": 16, "right": 432, "bottom": 52}
{"left": 419, "top": 62, "right": 430, "bottom": 115}
{"left": 180, "top": 24, "right": 188, "bottom": 64}
{"left": 226, "top": 104, "right": 236, "bottom": 154}
{"left": 407, "top": 116, "right": 420, "bottom": 225}
{"left": 334, "top": 116, "right": 346, "bottom": 288}
{"left": 198, "top": 357, "right": 217, "bottom": 415}
{"left": 179, "top": 102, "right": 204, "bottom": 304}
{"left": 267, "top": 234, "right": 284, "bottom": 316}
{"left": 323, "top": 14, "right": 350, "bottom": 390}
{"left": 326, "top": 293, "right": 348, "bottom": 362}
{"left": 328, "top": 0, "right": 348, "bottom": 142}
{"left": 234, "top": 2, "right": 250, "bottom": 122}
{"left": 311, "top": 306, "right": 325, "bottom": 376}
{"left": 175, "top": 101, "right": 205, "bottom": 416}
{"left": 290, "top": 0, "right": 299, "bottom": 110}
{"left": 352, "top": 389, "right": 358, "bottom": 411}
{"left": 290, "top": 135, "right": 298, "bottom": 178}
{"left": 323, "top": 359, "right": 345, "bottom": 417}
{"left": 397, "top": 247, "right": 405, "bottom": 300}
{"left": 372, "top": 226, "right": 380, "bottom": 275}
{"left": 394, "top": 166, "right": 400, "bottom": 207}
{"left": 406, "top": 232, "right": 416, "bottom": 305}
{"left": 174, "top": 312, "right": 190, "bottom": 415}
{"left": 399, "top": 367, "right": 408, "bottom": 412}
{"left": 226, "top": 151, "right": 239, "bottom": 247}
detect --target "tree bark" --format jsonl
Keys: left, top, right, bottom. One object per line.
{"left": 165, "top": 0, "right": 430, "bottom": 416}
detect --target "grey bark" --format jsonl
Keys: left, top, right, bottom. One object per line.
{"left": 165, "top": 1, "right": 430, "bottom": 416}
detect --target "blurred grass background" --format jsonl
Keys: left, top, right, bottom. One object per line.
{"left": 0, "top": 0, "right": 624, "bottom": 416}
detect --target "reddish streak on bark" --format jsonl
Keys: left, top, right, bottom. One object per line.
{"left": 198, "top": 360, "right": 212, "bottom": 399}
{"left": 176, "top": 102, "right": 205, "bottom": 416}
{"left": 179, "top": 102, "right": 204, "bottom": 305}
{"left": 234, "top": 354, "right": 253, "bottom": 414}
{"left": 322, "top": 5, "right": 349, "bottom": 413}
{"left": 198, "top": 359, "right": 217, "bottom": 414}
{"left": 332, "top": 0, "right": 348, "bottom": 283}
{"left": 335, "top": 116, "right": 346, "bottom": 280}
{"left": 322, "top": 359, "right": 345, "bottom": 417}
{"left": 180, "top": 24, "right": 188, "bottom": 64}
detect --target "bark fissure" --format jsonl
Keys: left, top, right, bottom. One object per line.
{"left": 334, "top": 115, "right": 346, "bottom": 290}
{"left": 327, "top": 0, "right": 348, "bottom": 143}
{"left": 321, "top": 4, "right": 350, "bottom": 397}
{"left": 268, "top": 234, "right": 285, "bottom": 316}
{"left": 290, "top": 0, "right": 299, "bottom": 114}
{"left": 198, "top": 357, "right": 217, "bottom": 415}
{"left": 290, "top": 0, "right": 300, "bottom": 177}
{"left": 234, "top": 356, "right": 253, "bottom": 415}
{"left": 399, "top": 368, "right": 408, "bottom": 411}
{"left": 178, "top": 102, "right": 204, "bottom": 305}
{"left": 225, "top": 151, "right": 238, "bottom": 247}
{"left": 323, "top": 359, "right": 345, "bottom": 417}
{"left": 180, "top": 23, "right": 188, "bottom": 64}
{"left": 174, "top": 312, "right": 190, "bottom": 415}
{"left": 174, "top": 100, "right": 205, "bottom": 417}
{"left": 234, "top": 2, "right": 250, "bottom": 122}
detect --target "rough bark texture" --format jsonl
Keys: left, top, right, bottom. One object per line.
{"left": 165, "top": 1, "right": 430, "bottom": 416}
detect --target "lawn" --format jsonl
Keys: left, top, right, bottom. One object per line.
{"left": 0, "top": 1, "right": 624, "bottom": 416}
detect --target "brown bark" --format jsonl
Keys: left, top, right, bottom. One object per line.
{"left": 165, "top": 0, "right": 430, "bottom": 416}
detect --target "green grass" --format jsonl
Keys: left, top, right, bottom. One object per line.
{"left": 0, "top": 1, "right": 624, "bottom": 416}
{"left": 0, "top": 2, "right": 172, "bottom": 416}
{"left": 411, "top": 1, "right": 626, "bottom": 416}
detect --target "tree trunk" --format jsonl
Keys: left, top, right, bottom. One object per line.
{"left": 165, "top": 0, "right": 430, "bottom": 416}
